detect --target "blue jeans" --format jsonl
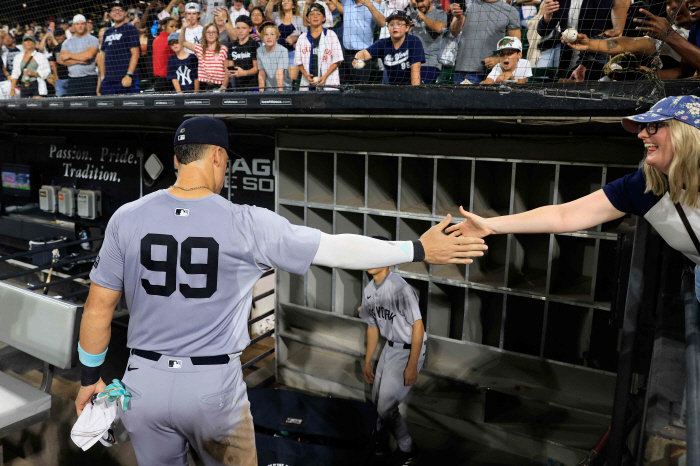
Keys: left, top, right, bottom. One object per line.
{"left": 55, "top": 78, "right": 68, "bottom": 97}
{"left": 453, "top": 71, "right": 486, "bottom": 84}
{"left": 537, "top": 45, "right": 561, "bottom": 69}
{"left": 420, "top": 66, "right": 440, "bottom": 84}
{"left": 695, "top": 265, "right": 700, "bottom": 301}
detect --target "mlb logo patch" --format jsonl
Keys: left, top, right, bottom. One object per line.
{"left": 175, "top": 208, "right": 189, "bottom": 217}
{"left": 178, "top": 135, "right": 185, "bottom": 141}
{"left": 168, "top": 359, "right": 182, "bottom": 369}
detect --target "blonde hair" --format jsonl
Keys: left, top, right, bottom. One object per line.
{"left": 644, "top": 119, "right": 700, "bottom": 208}
{"left": 261, "top": 23, "right": 281, "bottom": 37}
{"left": 201, "top": 22, "right": 221, "bottom": 59}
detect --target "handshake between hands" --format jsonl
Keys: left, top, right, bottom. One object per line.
{"left": 419, "top": 207, "right": 491, "bottom": 265}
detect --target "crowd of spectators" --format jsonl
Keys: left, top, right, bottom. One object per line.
{"left": 0, "top": 0, "right": 694, "bottom": 97}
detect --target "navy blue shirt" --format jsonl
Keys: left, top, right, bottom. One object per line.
{"left": 689, "top": 22, "right": 700, "bottom": 48}
{"left": 101, "top": 23, "right": 140, "bottom": 82}
{"left": 167, "top": 54, "right": 199, "bottom": 92}
{"left": 602, "top": 168, "right": 661, "bottom": 216}
{"left": 603, "top": 167, "right": 700, "bottom": 265}
{"left": 367, "top": 35, "right": 425, "bottom": 85}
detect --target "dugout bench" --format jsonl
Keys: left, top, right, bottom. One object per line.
{"left": 0, "top": 281, "right": 81, "bottom": 465}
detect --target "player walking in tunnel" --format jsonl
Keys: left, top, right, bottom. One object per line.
{"left": 361, "top": 236, "right": 427, "bottom": 466}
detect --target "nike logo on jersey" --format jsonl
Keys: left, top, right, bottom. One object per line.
{"left": 366, "top": 295, "right": 371, "bottom": 299}
{"left": 127, "top": 365, "right": 138, "bottom": 371}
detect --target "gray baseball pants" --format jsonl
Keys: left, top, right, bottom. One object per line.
{"left": 372, "top": 342, "right": 426, "bottom": 453}
{"left": 120, "top": 352, "right": 256, "bottom": 466}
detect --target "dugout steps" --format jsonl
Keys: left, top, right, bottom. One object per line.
{"left": 276, "top": 304, "right": 611, "bottom": 463}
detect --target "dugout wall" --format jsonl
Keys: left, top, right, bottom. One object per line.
{"left": 273, "top": 129, "right": 643, "bottom": 464}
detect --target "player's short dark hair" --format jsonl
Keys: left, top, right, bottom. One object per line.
{"left": 174, "top": 143, "right": 213, "bottom": 165}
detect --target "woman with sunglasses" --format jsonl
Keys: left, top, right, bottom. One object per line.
{"left": 447, "top": 95, "right": 700, "bottom": 276}
{"left": 179, "top": 21, "right": 229, "bottom": 91}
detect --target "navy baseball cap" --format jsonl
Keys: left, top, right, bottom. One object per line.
{"left": 174, "top": 117, "right": 233, "bottom": 154}
{"left": 235, "top": 16, "right": 253, "bottom": 27}
{"left": 622, "top": 95, "right": 700, "bottom": 133}
{"left": 306, "top": 2, "right": 326, "bottom": 17}
{"left": 385, "top": 10, "right": 411, "bottom": 25}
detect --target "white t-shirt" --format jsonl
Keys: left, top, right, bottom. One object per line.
{"left": 229, "top": 6, "right": 250, "bottom": 24}
{"left": 487, "top": 58, "right": 532, "bottom": 82}
{"left": 185, "top": 24, "right": 203, "bottom": 54}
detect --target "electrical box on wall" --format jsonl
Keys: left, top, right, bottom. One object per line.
{"left": 39, "top": 185, "right": 59, "bottom": 213}
{"left": 58, "top": 188, "right": 77, "bottom": 217}
{"left": 77, "top": 190, "right": 102, "bottom": 220}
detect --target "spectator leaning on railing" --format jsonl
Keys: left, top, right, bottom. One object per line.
{"left": 225, "top": 16, "right": 259, "bottom": 91}
{"left": 257, "top": 22, "right": 288, "bottom": 90}
{"left": 59, "top": 15, "right": 100, "bottom": 97}
{"left": 266, "top": 0, "right": 306, "bottom": 87}
{"left": 629, "top": 0, "right": 700, "bottom": 79}
{"left": 98, "top": 0, "right": 141, "bottom": 95}
{"left": 10, "top": 35, "right": 51, "bottom": 98}
{"left": 179, "top": 21, "right": 229, "bottom": 90}
{"left": 167, "top": 31, "right": 199, "bottom": 92}
{"left": 353, "top": 11, "right": 424, "bottom": 85}
{"left": 152, "top": 17, "right": 178, "bottom": 92}
{"left": 407, "top": 0, "right": 446, "bottom": 84}
{"left": 450, "top": 0, "right": 520, "bottom": 84}
{"left": 479, "top": 36, "right": 532, "bottom": 83}
{"left": 295, "top": 2, "right": 343, "bottom": 91}
{"left": 564, "top": 0, "right": 691, "bottom": 80}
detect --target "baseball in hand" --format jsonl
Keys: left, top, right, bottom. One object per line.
{"left": 354, "top": 59, "right": 365, "bottom": 69}
{"left": 562, "top": 28, "right": 578, "bottom": 43}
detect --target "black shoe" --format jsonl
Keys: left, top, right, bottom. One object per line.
{"left": 394, "top": 446, "right": 419, "bottom": 466}
{"left": 374, "top": 432, "right": 392, "bottom": 457}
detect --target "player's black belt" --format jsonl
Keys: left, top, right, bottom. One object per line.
{"left": 131, "top": 349, "right": 230, "bottom": 365}
{"left": 387, "top": 341, "right": 412, "bottom": 350}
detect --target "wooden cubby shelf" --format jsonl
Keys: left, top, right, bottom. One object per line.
{"left": 276, "top": 148, "right": 638, "bottom": 379}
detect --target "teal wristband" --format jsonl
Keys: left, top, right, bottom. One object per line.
{"left": 126, "top": 72, "right": 133, "bottom": 77}
{"left": 78, "top": 342, "right": 108, "bottom": 367}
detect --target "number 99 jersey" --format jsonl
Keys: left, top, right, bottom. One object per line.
{"left": 90, "top": 191, "right": 321, "bottom": 356}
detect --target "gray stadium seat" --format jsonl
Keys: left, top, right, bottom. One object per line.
{"left": 0, "top": 281, "right": 81, "bottom": 465}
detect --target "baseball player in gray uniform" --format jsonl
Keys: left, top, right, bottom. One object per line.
{"left": 360, "top": 237, "right": 427, "bottom": 466}
{"left": 74, "top": 116, "right": 487, "bottom": 466}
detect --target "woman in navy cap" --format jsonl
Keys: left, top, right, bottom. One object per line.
{"left": 447, "top": 95, "right": 700, "bottom": 283}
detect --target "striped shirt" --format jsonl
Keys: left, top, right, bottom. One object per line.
{"left": 194, "top": 44, "right": 228, "bottom": 85}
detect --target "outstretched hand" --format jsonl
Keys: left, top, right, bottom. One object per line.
{"left": 564, "top": 33, "right": 590, "bottom": 51}
{"left": 444, "top": 206, "right": 493, "bottom": 239}
{"left": 633, "top": 9, "right": 671, "bottom": 41}
{"left": 419, "top": 214, "right": 487, "bottom": 264}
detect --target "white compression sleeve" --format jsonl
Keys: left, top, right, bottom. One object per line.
{"left": 312, "top": 233, "right": 415, "bottom": 270}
